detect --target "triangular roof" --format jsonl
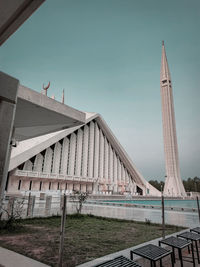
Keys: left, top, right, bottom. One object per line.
{"left": 9, "top": 111, "right": 160, "bottom": 195}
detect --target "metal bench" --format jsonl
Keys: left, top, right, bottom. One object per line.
{"left": 159, "top": 236, "right": 195, "bottom": 267}
{"left": 130, "top": 244, "right": 174, "bottom": 267}
{"left": 94, "top": 255, "right": 142, "bottom": 267}
{"left": 177, "top": 231, "right": 200, "bottom": 264}
{"left": 190, "top": 227, "right": 200, "bottom": 234}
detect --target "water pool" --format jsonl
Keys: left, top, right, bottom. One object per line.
{"left": 104, "top": 199, "right": 199, "bottom": 209}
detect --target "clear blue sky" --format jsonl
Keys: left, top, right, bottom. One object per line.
{"left": 1, "top": 0, "right": 199, "bottom": 181}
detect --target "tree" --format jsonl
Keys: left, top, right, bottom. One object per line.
{"left": 70, "top": 191, "right": 89, "bottom": 214}
{"left": 183, "top": 177, "right": 200, "bottom": 192}
{"left": 149, "top": 180, "right": 165, "bottom": 191}
{"left": 1, "top": 197, "right": 25, "bottom": 229}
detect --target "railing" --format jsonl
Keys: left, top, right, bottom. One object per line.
{"left": 14, "top": 170, "right": 130, "bottom": 188}
{"left": 13, "top": 169, "right": 96, "bottom": 183}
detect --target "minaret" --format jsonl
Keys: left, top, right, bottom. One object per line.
{"left": 160, "top": 41, "right": 186, "bottom": 197}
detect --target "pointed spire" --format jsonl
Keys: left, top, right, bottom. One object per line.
{"left": 160, "top": 41, "right": 171, "bottom": 82}
{"left": 62, "top": 89, "right": 65, "bottom": 104}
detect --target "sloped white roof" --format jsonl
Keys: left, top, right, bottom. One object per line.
{"left": 9, "top": 111, "right": 160, "bottom": 195}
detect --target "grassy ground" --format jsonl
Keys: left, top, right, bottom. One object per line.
{"left": 0, "top": 214, "right": 184, "bottom": 267}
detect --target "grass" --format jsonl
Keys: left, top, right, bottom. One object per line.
{"left": 0, "top": 214, "right": 184, "bottom": 267}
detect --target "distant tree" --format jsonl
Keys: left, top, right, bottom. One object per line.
{"left": 183, "top": 177, "right": 200, "bottom": 192}
{"left": 149, "top": 180, "right": 165, "bottom": 192}
{"left": 149, "top": 177, "right": 200, "bottom": 193}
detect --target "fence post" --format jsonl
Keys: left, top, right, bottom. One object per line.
{"left": 197, "top": 196, "right": 200, "bottom": 224}
{"left": 161, "top": 191, "right": 165, "bottom": 239}
{"left": 58, "top": 194, "right": 67, "bottom": 267}
{"left": 26, "top": 192, "right": 31, "bottom": 217}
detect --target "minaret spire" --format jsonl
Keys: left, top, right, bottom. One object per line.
{"left": 160, "top": 41, "right": 171, "bottom": 82}
{"left": 160, "top": 42, "right": 186, "bottom": 197}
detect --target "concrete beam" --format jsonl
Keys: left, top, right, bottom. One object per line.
{"left": 15, "top": 85, "right": 85, "bottom": 140}
{"left": 0, "top": 0, "right": 46, "bottom": 46}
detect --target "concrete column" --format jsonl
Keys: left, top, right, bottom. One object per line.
{"left": 129, "top": 174, "right": 134, "bottom": 194}
{"left": 99, "top": 130, "right": 104, "bottom": 178}
{"left": 7, "top": 176, "right": 18, "bottom": 193}
{"left": 109, "top": 145, "right": 113, "bottom": 182}
{"left": 113, "top": 152, "right": 118, "bottom": 192}
{"left": 74, "top": 183, "right": 80, "bottom": 191}
{"left": 52, "top": 182, "right": 58, "bottom": 191}
{"left": 125, "top": 169, "right": 129, "bottom": 184}
{"left": 23, "top": 160, "right": 33, "bottom": 171}
{"left": 93, "top": 122, "right": 100, "bottom": 178}
{"left": 75, "top": 128, "right": 83, "bottom": 176}
{"left": 43, "top": 147, "right": 53, "bottom": 173}
{"left": 42, "top": 181, "right": 49, "bottom": 191}
{"left": 0, "top": 72, "right": 19, "bottom": 206}
{"left": 52, "top": 142, "right": 62, "bottom": 173}
{"left": 68, "top": 133, "right": 76, "bottom": 175}
{"left": 82, "top": 125, "right": 89, "bottom": 177}
{"left": 21, "top": 180, "right": 29, "bottom": 191}
{"left": 68, "top": 183, "right": 73, "bottom": 192}
{"left": 93, "top": 122, "right": 99, "bottom": 193}
{"left": 121, "top": 164, "right": 125, "bottom": 183}
{"left": 33, "top": 153, "right": 43, "bottom": 172}
{"left": 32, "top": 181, "right": 39, "bottom": 191}
{"left": 60, "top": 182, "right": 65, "bottom": 190}
{"left": 88, "top": 121, "right": 95, "bottom": 177}
{"left": 81, "top": 184, "right": 86, "bottom": 192}
{"left": 104, "top": 137, "right": 109, "bottom": 180}
{"left": 60, "top": 137, "right": 69, "bottom": 174}
{"left": 117, "top": 157, "right": 121, "bottom": 183}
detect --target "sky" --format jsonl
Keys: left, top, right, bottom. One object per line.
{"left": 1, "top": 0, "right": 199, "bottom": 181}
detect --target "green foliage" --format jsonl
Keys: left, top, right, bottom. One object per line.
{"left": 148, "top": 180, "right": 165, "bottom": 191}
{"left": 149, "top": 177, "right": 200, "bottom": 192}
{"left": 1, "top": 197, "right": 25, "bottom": 230}
{"left": 145, "top": 218, "right": 151, "bottom": 225}
{"left": 183, "top": 177, "right": 200, "bottom": 192}
{"left": 70, "top": 190, "right": 89, "bottom": 214}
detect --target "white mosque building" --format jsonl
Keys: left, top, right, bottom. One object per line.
{"left": 6, "top": 111, "right": 160, "bottom": 197}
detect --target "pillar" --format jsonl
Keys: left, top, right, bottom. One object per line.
{"left": 43, "top": 147, "right": 53, "bottom": 173}
{"left": 104, "top": 137, "right": 109, "bottom": 188}
{"left": 23, "top": 160, "right": 33, "bottom": 171}
{"left": 0, "top": 72, "right": 19, "bottom": 206}
{"left": 60, "top": 137, "right": 69, "bottom": 174}
{"left": 99, "top": 130, "right": 104, "bottom": 178}
{"left": 88, "top": 121, "right": 95, "bottom": 177}
{"left": 75, "top": 128, "right": 83, "bottom": 176}
{"left": 33, "top": 153, "right": 43, "bottom": 172}
{"left": 52, "top": 142, "right": 62, "bottom": 174}
{"left": 93, "top": 122, "right": 100, "bottom": 193}
{"left": 68, "top": 133, "right": 76, "bottom": 175}
{"left": 82, "top": 125, "right": 89, "bottom": 177}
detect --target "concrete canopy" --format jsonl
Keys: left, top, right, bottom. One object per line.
{"left": 0, "top": 0, "right": 46, "bottom": 46}
{"left": 15, "top": 84, "right": 86, "bottom": 141}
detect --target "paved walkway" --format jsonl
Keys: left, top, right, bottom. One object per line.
{"left": 0, "top": 247, "right": 50, "bottom": 267}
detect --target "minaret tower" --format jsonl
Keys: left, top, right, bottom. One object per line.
{"left": 160, "top": 41, "right": 186, "bottom": 197}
